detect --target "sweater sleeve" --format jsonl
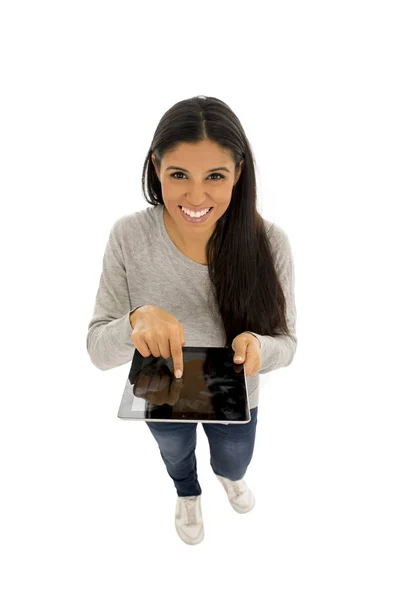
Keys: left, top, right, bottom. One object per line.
{"left": 86, "top": 219, "right": 142, "bottom": 371}
{"left": 244, "top": 224, "right": 298, "bottom": 375}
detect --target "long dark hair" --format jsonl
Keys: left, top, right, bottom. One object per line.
{"left": 141, "top": 95, "right": 290, "bottom": 348}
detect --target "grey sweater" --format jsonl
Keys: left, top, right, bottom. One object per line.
{"left": 86, "top": 204, "right": 297, "bottom": 409}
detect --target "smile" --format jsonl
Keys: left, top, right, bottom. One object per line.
{"left": 178, "top": 205, "right": 214, "bottom": 223}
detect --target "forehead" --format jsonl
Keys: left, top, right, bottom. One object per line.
{"left": 163, "top": 140, "right": 232, "bottom": 165}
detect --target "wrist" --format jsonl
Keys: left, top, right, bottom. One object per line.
{"left": 129, "top": 306, "right": 143, "bottom": 329}
{"left": 245, "top": 331, "right": 261, "bottom": 349}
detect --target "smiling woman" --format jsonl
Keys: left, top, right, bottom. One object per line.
{"left": 87, "top": 95, "right": 298, "bottom": 545}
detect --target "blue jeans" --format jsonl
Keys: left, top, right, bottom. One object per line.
{"left": 145, "top": 407, "right": 258, "bottom": 497}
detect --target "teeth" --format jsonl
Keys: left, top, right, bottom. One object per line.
{"left": 180, "top": 206, "right": 211, "bottom": 217}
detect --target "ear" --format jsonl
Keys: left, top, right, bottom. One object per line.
{"left": 234, "top": 159, "right": 244, "bottom": 185}
{"left": 151, "top": 153, "right": 160, "bottom": 179}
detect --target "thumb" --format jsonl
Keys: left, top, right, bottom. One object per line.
{"left": 232, "top": 336, "right": 246, "bottom": 362}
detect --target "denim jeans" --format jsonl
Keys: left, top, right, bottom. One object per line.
{"left": 145, "top": 407, "right": 258, "bottom": 497}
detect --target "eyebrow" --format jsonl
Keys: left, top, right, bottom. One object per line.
{"left": 165, "top": 165, "right": 231, "bottom": 174}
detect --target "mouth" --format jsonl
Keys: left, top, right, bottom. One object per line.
{"left": 178, "top": 205, "right": 214, "bottom": 223}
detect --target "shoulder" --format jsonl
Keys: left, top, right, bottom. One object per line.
{"left": 262, "top": 217, "right": 292, "bottom": 255}
{"left": 261, "top": 217, "right": 295, "bottom": 279}
{"left": 109, "top": 205, "right": 159, "bottom": 246}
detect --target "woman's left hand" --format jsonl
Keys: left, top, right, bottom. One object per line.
{"left": 231, "top": 332, "right": 261, "bottom": 377}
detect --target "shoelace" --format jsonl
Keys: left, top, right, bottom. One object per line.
{"left": 182, "top": 497, "right": 199, "bottom": 526}
{"left": 230, "top": 480, "right": 246, "bottom": 499}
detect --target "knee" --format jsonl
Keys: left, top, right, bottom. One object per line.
{"left": 153, "top": 435, "right": 196, "bottom": 465}
{"left": 211, "top": 456, "right": 247, "bottom": 481}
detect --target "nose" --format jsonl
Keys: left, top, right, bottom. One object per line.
{"left": 184, "top": 184, "right": 209, "bottom": 205}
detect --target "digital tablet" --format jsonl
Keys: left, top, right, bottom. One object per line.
{"left": 117, "top": 346, "right": 251, "bottom": 424}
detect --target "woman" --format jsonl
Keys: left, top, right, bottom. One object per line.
{"left": 86, "top": 95, "right": 297, "bottom": 546}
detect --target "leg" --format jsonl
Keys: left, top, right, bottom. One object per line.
{"left": 145, "top": 420, "right": 202, "bottom": 497}
{"left": 202, "top": 407, "right": 259, "bottom": 481}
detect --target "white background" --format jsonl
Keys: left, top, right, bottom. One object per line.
{"left": 1, "top": 1, "right": 398, "bottom": 598}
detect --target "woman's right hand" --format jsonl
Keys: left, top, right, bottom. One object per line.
{"left": 130, "top": 305, "right": 186, "bottom": 379}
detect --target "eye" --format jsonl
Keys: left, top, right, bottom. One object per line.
{"left": 170, "top": 171, "right": 225, "bottom": 181}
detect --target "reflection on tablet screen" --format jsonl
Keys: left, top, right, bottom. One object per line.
{"left": 117, "top": 346, "right": 251, "bottom": 424}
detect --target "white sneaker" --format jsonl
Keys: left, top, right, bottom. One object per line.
{"left": 175, "top": 494, "right": 204, "bottom": 545}
{"left": 216, "top": 474, "right": 256, "bottom": 513}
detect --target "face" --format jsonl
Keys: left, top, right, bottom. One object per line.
{"left": 151, "top": 139, "right": 243, "bottom": 245}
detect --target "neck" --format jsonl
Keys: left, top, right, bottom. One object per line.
{"left": 163, "top": 206, "right": 210, "bottom": 263}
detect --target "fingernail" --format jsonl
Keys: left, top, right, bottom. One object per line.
{"left": 175, "top": 369, "right": 182, "bottom": 379}
{"left": 235, "top": 356, "right": 243, "bottom": 362}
